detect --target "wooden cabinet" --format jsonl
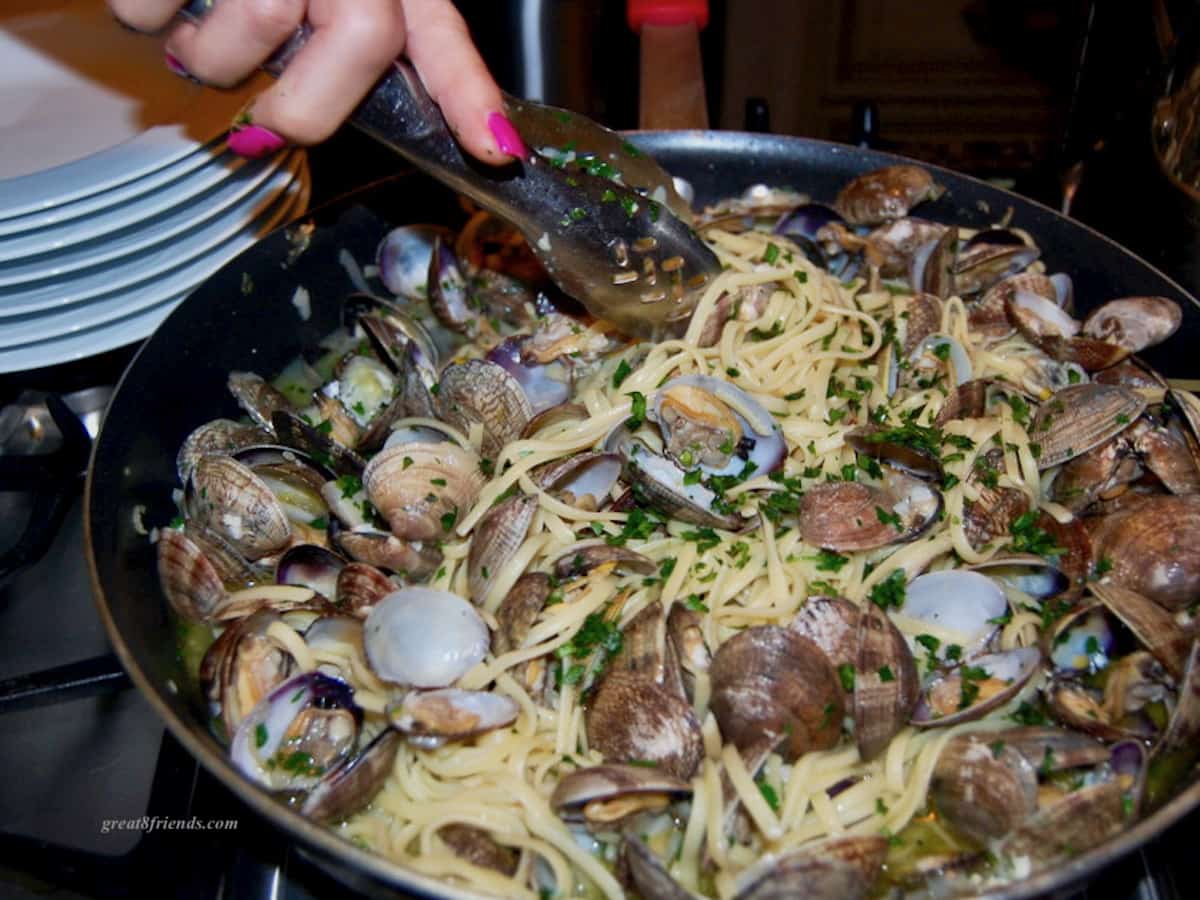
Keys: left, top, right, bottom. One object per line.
{"left": 718, "top": 0, "right": 1074, "bottom": 176}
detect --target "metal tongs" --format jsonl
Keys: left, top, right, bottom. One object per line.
{"left": 179, "top": 1, "right": 721, "bottom": 339}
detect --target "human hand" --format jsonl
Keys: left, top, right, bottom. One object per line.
{"left": 108, "top": 0, "right": 526, "bottom": 162}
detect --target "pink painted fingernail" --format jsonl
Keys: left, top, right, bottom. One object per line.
{"left": 164, "top": 52, "right": 201, "bottom": 84}
{"left": 227, "top": 124, "right": 286, "bottom": 159}
{"left": 487, "top": 112, "right": 528, "bottom": 158}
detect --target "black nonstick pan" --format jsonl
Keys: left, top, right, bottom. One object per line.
{"left": 87, "top": 131, "right": 1200, "bottom": 899}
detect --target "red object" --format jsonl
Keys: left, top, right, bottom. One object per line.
{"left": 627, "top": 0, "right": 709, "bottom": 32}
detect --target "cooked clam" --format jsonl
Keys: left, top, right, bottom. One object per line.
{"left": 855, "top": 602, "right": 919, "bottom": 758}
{"left": 362, "top": 442, "right": 485, "bottom": 542}
{"left": 834, "top": 165, "right": 942, "bottom": 226}
{"left": 930, "top": 733, "right": 1039, "bottom": 843}
{"left": 710, "top": 626, "right": 843, "bottom": 761}
{"left": 363, "top": 588, "right": 490, "bottom": 687}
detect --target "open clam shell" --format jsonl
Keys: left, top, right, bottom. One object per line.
{"left": 551, "top": 763, "right": 691, "bottom": 825}
{"left": 387, "top": 687, "right": 519, "bottom": 741}
{"left": 301, "top": 729, "right": 402, "bottom": 824}
{"left": 911, "top": 647, "right": 1041, "bottom": 727}
{"left": 187, "top": 455, "right": 293, "bottom": 561}
{"left": 230, "top": 672, "right": 360, "bottom": 793}
{"left": 902, "top": 569, "right": 1008, "bottom": 660}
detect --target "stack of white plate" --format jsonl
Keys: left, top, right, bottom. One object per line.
{"left": 0, "top": 0, "right": 310, "bottom": 373}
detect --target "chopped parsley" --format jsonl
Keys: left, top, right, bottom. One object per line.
{"left": 810, "top": 549, "right": 849, "bottom": 572}
{"left": 336, "top": 474, "right": 363, "bottom": 498}
{"left": 837, "top": 663, "right": 857, "bottom": 692}
{"left": 878, "top": 665, "right": 896, "bottom": 682}
{"left": 254, "top": 723, "right": 268, "bottom": 749}
{"left": 868, "top": 569, "right": 907, "bottom": 610}
{"left": 957, "top": 664, "right": 990, "bottom": 710}
{"left": 1009, "top": 510, "right": 1063, "bottom": 557}
{"left": 762, "top": 242, "right": 781, "bottom": 265}
{"left": 440, "top": 509, "right": 458, "bottom": 532}
{"left": 612, "top": 359, "right": 633, "bottom": 388}
{"left": 875, "top": 506, "right": 903, "bottom": 532}
{"left": 625, "top": 391, "right": 647, "bottom": 430}
{"left": 680, "top": 526, "right": 721, "bottom": 552}
{"left": 757, "top": 778, "right": 781, "bottom": 812}
{"left": 684, "top": 594, "right": 709, "bottom": 613}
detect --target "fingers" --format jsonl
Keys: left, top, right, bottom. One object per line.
{"left": 400, "top": 0, "right": 517, "bottom": 163}
{"left": 240, "top": 0, "right": 407, "bottom": 145}
{"left": 107, "top": 0, "right": 184, "bottom": 33}
{"left": 163, "top": 0, "right": 306, "bottom": 88}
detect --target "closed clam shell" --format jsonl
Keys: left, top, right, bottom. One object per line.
{"left": 710, "top": 626, "right": 843, "bottom": 761}
{"left": 188, "top": 455, "right": 292, "bottom": 560}
{"left": 930, "top": 733, "right": 1039, "bottom": 843}
{"left": 494, "top": 572, "right": 552, "bottom": 654}
{"left": 435, "top": 359, "right": 533, "bottom": 459}
{"left": 1028, "top": 383, "right": 1146, "bottom": 469}
{"left": 999, "top": 779, "right": 1129, "bottom": 871}
{"left": 362, "top": 442, "right": 485, "bottom": 542}
{"left": 788, "top": 595, "right": 860, "bottom": 678}
{"left": 585, "top": 669, "right": 704, "bottom": 780}
{"left": 177, "top": 418, "right": 271, "bottom": 482}
{"left": 157, "top": 527, "right": 229, "bottom": 622}
{"left": 1087, "top": 494, "right": 1200, "bottom": 610}
{"left": 855, "top": 602, "right": 919, "bottom": 759}
{"left": 467, "top": 493, "right": 536, "bottom": 606}
{"left": 731, "top": 835, "right": 888, "bottom": 900}
{"left": 1082, "top": 296, "right": 1182, "bottom": 354}
{"left": 437, "top": 825, "right": 518, "bottom": 876}
{"left": 834, "top": 165, "right": 941, "bottom": 225}
{"left": 798, "top": 482, "right": 908, "bottom": 551}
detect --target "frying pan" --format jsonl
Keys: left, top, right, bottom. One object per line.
{"left": 86, "top": 131, "right": 1200, "bottom": 899}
